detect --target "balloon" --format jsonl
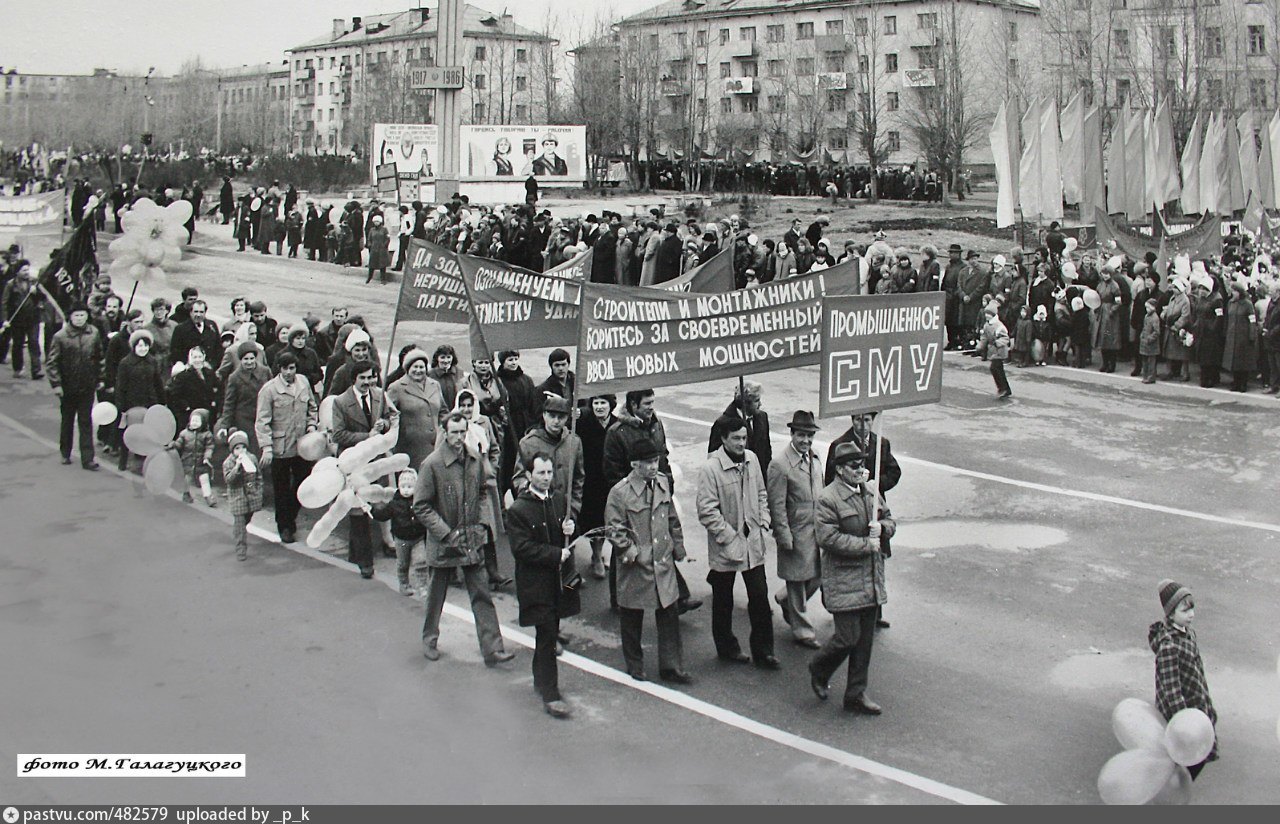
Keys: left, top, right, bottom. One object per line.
{"left": 297, "top": 468, "right": 345, "bottom": 509}
{"left": 336, "top": 429, "right": 398, "bottom": 474}
{"left": 122, "top": 406, "right": 148, "bottom": 426}
{"left": 355, "top": 484, "right": 396, "bottom": 505}
{"left": 91, "top": 401, "right": 119, "bottom": 427}
{"left": 1163, "top": 708, "right": 1215, "bottom": 767}
{"left": 143, "top": 404, "right": 177, "bottom": 444}
{"left": 1031, "top": 339, "right": 1045, "bottom": 362}
{"left": 145, "top": 266, "right": 167, "bottom": 283}
{"left": 145, "top": 240, "right": 167, "bottom": 266}
{"left": 307, "top": 489, "right": 360, "bottom": 548}
{"left": 109, "top": 235, "right": 136, "bottom": 255}
{"left": 314, "top": 456, "right": 340, "bottom": 474}
{"left": 130, "top": 263, "right": 147, "bottom": 280}
{"left": 349, "top": 453, "right": 411, "bottom": 487}
{"left": 1150, "top": 765, "right": 1193, "bottom": 805}
{"left": 1106, "top": 254, "right": 1124, "bottom": 271}
{"left": 1061, "top": 261, "right": 1077, "bottom": 281}
{"left": 1173, "top": 255, "right": 1192, "bottom": 278}
{"left": 166, "top": 199, "right": 193, "bottom": 224}
{"left": 318, "top": 395, "right": 336, "bottom": 431}
{"left": 1112, "top": 699, "right": 1167, "bottom": 752}
{"left": 161, "top": 246, "right": 182, "bottom": 267}
{"left": 1097, "top": 749, "right": 1176, "bottom": 805}
{"left": 143, "top": 450, "right": 178, "bottom": 495}
{"left": 107, "top": 258, "right": 134, "bottom": 278}
{"left": 123, "top": 424, "right": 163, "bottom": 457}
{"left": 1064, "top": 236, "right": 1078, "bottom": 252}
{"left": 1083, "top": 288, "right": 1102, "bottom": 310}
{"left": 297, "top": 431, "right": 330, "bottom": 462}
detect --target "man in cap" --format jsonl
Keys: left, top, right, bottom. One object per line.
{"left": 959, "top": 249, "right": 991, "bottom": 352}
{"left": 942, "top": 244, "right": 966, "bottom": 349}
{"left": 809, "top": 443, "right": 896, "bottom": 715}
{"left": 696, "top": 416, "right": 778, "bottom": 669}
{"left": 512, "top": 394, "right": 584, "bottom": 531}
{"left": 254, "top": 350, "right": 319, "bottom": 544}
{"left": 606, "top": 437, "right": 692, "bottom": 684}
{"left": 532, "top": 135, "right": 569, "bottom": 176}
{"left": 767, "top": 411, "right": 823, "bottom": 648}
{"left": 0, "top": 260, "right": 44, "bottom": 378}
{"left": 46, "top": 302, "right": 103, "bottom": 470}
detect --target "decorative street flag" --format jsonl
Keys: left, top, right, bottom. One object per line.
{"left": 577, "top": 260, "right": 858, "bottom": 395}
{"left": 1179, "top": 114, "right": 1202, "bottom": 216}
{"left": 1060, "top": 93, "right": 1083, "bottom": 206}
{"left": 1018, "top": 97, "right": 1044, "bottom": 220}
{"left": 395, "top": 240, "right": 472, "bottom": 325}
{"left": 1038, "top": 98, "right": 1064, "bottom": 221}
{"left": 1081, "top": 103, "right": 1105, "bottom": 219}
{"left": 1199, "top": 113, "right": 1223, "bottom": 217}
{"left": 818, "top": 292, "right": 946, "bottom": 418}
{"left": 1106, "top": 110, "right": 1127, "bottom": 217}
{"left": 989, "top": 99, "right": 1020, "bottom": 228}
{"left": 658, "top": 246, "right": 737, "bottom": 293}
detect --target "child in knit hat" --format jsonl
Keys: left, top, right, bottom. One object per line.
{"left": 1148, "top": 579, "right": 1218, "bottom": 779}
{"left": 172, "top": 408, "right": 216, "bottom": 506}
{"left": 222, "top": 429, "right": 263, "bottom": 560}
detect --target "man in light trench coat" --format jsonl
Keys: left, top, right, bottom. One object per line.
{"left": 767, "top": 410, "right": 823, "bottom": 649}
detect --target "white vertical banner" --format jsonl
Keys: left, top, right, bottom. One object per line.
{"left": 1059, "top": 93, "right": 1083, "bottom": 204}
{"left": 1156, "top": 102, "right": 1181, "bottom": 205}
{"left": 1237, "top": 109, "right": 1260, "bottom": 207}
{"left": 1265, "top": 111, "right": 1280, "bottom": 209}
{"left": 1199, "top": 113, "right": 1222, "bottom": 217}
{"left": 1180, "top": 114, "right": 1203, "bottom": 215}
{"left": 1122, "top": 107, "right": 1147, "bottom": 221}
{"left": 1018, "top": 98, "right": 1044, "bottom": 220}
{"left": 989, "top": 100, "right": 1019, "bottom": 228}
{"left": 1106, "top": 109, "right": 1127, "bottom": 216}
{"left": 1082, "top": 105, "right": 1104, "bottom": 219}
{"left": 1220, "top": 112, "right": 1246, "bottom": 214}
{"left": 1038, "top": 98, "right": 1064, "bottom": 220}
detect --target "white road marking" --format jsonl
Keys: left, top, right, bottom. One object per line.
{"left": 0, "top": 408, "right": 1000, "bottom": 805}
{"left": 660, "top": 411, "right": 1280, "bottom": 536}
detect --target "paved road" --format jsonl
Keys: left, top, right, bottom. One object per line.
{"left": 5, "top": 224, "right": 1279, "bottom": 804}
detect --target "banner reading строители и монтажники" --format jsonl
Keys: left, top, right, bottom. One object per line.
{"left": 575, "top": 259, "right": 859, "bottom": 396}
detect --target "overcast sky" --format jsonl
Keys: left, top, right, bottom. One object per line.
{"left": 0, "top": 0, "right": 664, "bottom": 75}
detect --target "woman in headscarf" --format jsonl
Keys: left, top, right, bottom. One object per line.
{"left": 1221, "top": 278, "right": 1259, "bottom": 392}
{"left": 1161, "top": 278, "right": 1193, "bottom": 381}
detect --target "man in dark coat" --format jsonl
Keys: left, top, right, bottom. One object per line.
{"left": 219, "top": 177, "right": 234, "bottom": 224}
{"left": 46, "top": 303, "right": 103, "bottom": 470}
{"left": 942, "top": 244, "right": 967, "bottom": 349}
{"left": 504, "top": 453, "right": 580, "bottom": 718}
{"left": 313, "top": 306, "right": 347, "bottom": 364}
{"left": 169, "top": 299, "right": 223, "bottom": 368}
{"left": 591, "top": 216, "right": 618, "bottom": 284}
{"left": 707, "top": 380, "right": 772, "bottom": 474}
{"left": 654, "top": 223, "right": 683, "bottom": 284}
{"left": 332, "top": 361, "right": 397, "bottom": 578}
{"left": 248, "top": 301, "right": 278, "bottom": 349}
{"left": 534, "top": 348, "right": 579, "bottom": 413}
{"left": 496, "top": 350, "right": 540, "bottom": 440}
{"left": 303, "top": 202, "right": 325, "bottom": 261}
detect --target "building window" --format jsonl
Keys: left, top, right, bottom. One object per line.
{"left": 797, "top": 22, "right": 814, "bottom": 40}
{"left": 826, "top": 90, "right": 845, "bottom": 111}
{"left": 354, "top": 54, "right": 361, "bottom": 66}
{"left": 768, "top": 59, "right": 784, "bottom": 77}
{"left": 885, "top": 53, "right": 898, "bottom": 72}
{"left": 1250, "top": 78, "right": 1270, "bottom": 107}
{"left": 828, "top": 129, "right": 848, "bottom": 149}
{"left": 855, "top": 18, "right": 868, "bottom": 36}
{"left": 915, "top": 46, "right": 937, "bottom": 69}
{"left": 329, "top": 56, "right": 336, "bottom": 68}
{"left": 741, "top": 60, "right": 758, "bottom": 77}
{"left": 1009, "top": 22, "right": 1018, "bottom": 42}
{"left": 649, "top": 33, "right": 660, "bottom": 49}
{"left": 741, "top": 96, "right": 758, "bottom": 112}
{"left": 1249, "top": 25, "right": 1267, "bottom": 55}
{"left": 1205, "top": 78, "right": 1223, "bottom": 106}
{"left": 474, "top": 73, "right": 486, "bottom": 89}
{"left": 1009, "top": 58, "right": 1019, "bottom": 75}
{"left": 392, "top": 50, "right": 400, "bottom": 62}
{"left": 305, "top": 59, "right": 314, "bottom": 68}
{"left": 1116, "top": 77, "right": 1130, "bottom": 104}
{"left": 740, "top": 26, "right": 756, "bottom": 41}
{"left": 475, "top": 45, "right": 487, "bottom": 61}
{"left": 826, "top": 19, "right": 844, "bottom": 35}
{"left": 719, "top": 28, "right": 730, "bottom": 45}
{"left": 1204, "top": 27, "right": 1223, "bottom": 58}
{"left": 768, "top": 94, "right": 786, "bottom": 110}
{"left": 696, "top": 62, "right": 707, "bottom": 80}
{"left": 1156, "top": 27, "right": 1176, "bottom": 58}
{"left": 854, "top": 55, "right": 866, "bottom": 73}
{"left": 696, "top": 29, "right": 707, "bottom": 46}
{"left": 515, "top": 103, "right": 528, "bottom": 119}
{"left": 517, "top": 48, "right": 528, "bottom": 63}
{"left": 473, "top": 102, "right": 486, "bottom": 121}
{"left": 918, "top": 13, "right": 937, "bottom": 29}
{"left": 887, "top": 131, "right": 900, "bottom": 152}
{"left": 516, "top": 75, "right": 527, "bottom": 91}
{"left": 887, "top": 91, "right": 899, "bottom": 110}
{"left": 1074, "top": 30, "right": 1090, "bottom": 60}
{"left": 720, "top": 97, "right": 733, "bottom": 114}
{"left": 796, "top": 57, "right": 815, "bottom": 75}
{"left": 720, "top": 61, "right": 731, "bottom": 78}
{"left": 676, "top": 31, "right": 687, "bottom": 49}
{"left": 884, "top": 16, "right": 897, "bottom": 35}
{"left": 329, "top": 82, "right": 336, "bottom": 95}
{"left": 767, "top": 24, "right": 785, "bottom": 43}
{"left": 1113, "top": 29, "right": 1129, "bottom": 58}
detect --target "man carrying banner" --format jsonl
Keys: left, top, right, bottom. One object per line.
{"left": 707, "top": 380, "right": 772, "bottom": 474}
{"left": 1, "top": 261, "right": 44, "bottom": 379}
{"left": 696, "top": 417, "right": 778, "bottom": 669}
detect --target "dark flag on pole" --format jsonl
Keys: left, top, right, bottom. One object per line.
{"left": 37, "top": 216, "right": 98, "bottom": 319}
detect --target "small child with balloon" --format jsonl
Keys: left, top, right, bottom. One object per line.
{"left": 172, "top": 408, "right": 216, "bottom": 507}
{"left": 1149, "top": 580, "right": 1218, "bottom": 779}
{"left": 222, "top": 430, "right": 263, "bottom": 561}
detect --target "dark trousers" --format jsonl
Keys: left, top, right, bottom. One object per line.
{"left": 620, "top": 602, "right": 683, "bottom": 674}
{"left": 421, "top": 563, "right": 502, "bottom": 658}
{"left": 59, "top": 392, "right": 94, "bottom": 465}
{"left": 9, "top": 323, "right": 39, "bottom": 374}
{"left": 1230, "top": 369, "right": 1250, "bottom": 392}
{"left": 990, "top": 358, "right": 1010, "bottom": 395}
{"left": 270, "top": 455, "right": 311, "bottom": 533}
{"left": 1268, "top": 351, "right": 1280, "bottom": 390}
{"left": 945, "top": 321, "right": 961, "bottom": 349}
{"left": 706, "top": 564, "right": 774, "bottom": 659}
{"left": 395, "top": 235, "right": 410, "bottom": 270}
{"left": 1199, "top": 363, "right": 1221, "bottom": 388}
{"left": 1142, "top": 355, "right": 1158, "bottom": 380}
{"left": 1100, "top": 350, "right": 1117, "bottom": 372}
{"left": 810, "top": 606, "right": 877, "bottom": 702}
{"left": 533, "top": 620, "right": 561, "bottom": 701}
{"left": 348, "top": 510, "right": 375, "bottom": 572}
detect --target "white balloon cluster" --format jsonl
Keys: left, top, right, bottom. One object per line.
{"left": 296, "top": 427, "right": 410, "bottom": 548}
{"left": 1097, "top": 698, "right": 1215, "bottom": 805}
{"left": 107, "top": 197, "right": 194, "bottom": 284}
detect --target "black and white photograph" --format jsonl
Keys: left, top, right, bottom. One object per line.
{"left": 2, "top": 0, "right": 1279, "bottom": 814}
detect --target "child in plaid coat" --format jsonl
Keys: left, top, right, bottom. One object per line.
{"left": 222, "top": 430, "right": 263, "bottom": 560}
{"left": 172, "top": 409, "right": 216, "bottom": 506}
{"left": 1148, "top": 579, "right": 1218, "bottom": 779}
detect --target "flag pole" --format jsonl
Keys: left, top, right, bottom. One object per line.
{"left": 872, "top": 411, "right": 886, "bottom": 523}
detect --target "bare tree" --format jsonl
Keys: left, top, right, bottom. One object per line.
{"left": 847, "top": 3, "right": 895, "bottom": 200}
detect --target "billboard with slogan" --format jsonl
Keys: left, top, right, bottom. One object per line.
{"left": 577, "top": 260, "right": 858, "bottom": 396}
{"left": 372, "top": 123, "right": 439, "bottom": 201}
{"left": 462, "top": 125, "right": 587, "bottom": 182}
{"left": 818, "top": 292, "right": 946, "bottom": 417}
{"left": 394, "top": 240, "right": 471, "bottom": 325}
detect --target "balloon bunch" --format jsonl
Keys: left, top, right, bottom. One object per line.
{"left": 296, "top": 427, "right": 409, "bottom": 548}
{"left": 1096, "top": 698, "right": 1215, "bottom": 805}
{"left": 94, "top": 403, "right": 187, "bottom": 496}
{"left": 107, "top": 198, "right": 194, "bottom": 285}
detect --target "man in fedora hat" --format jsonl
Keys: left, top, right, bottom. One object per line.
{"left": 942, "top": 243, "right": 966, "bottom": 349}
{"left": 809, "top": 442, "right": 896, "bottom": 715}
{"left": 767, "top": 411, "right": 824, "bottom": 648}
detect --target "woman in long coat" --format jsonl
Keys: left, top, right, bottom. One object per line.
{"left": 577, "top": 394, "right": 619, "bottom": 579}
{"left": 615, "top": 229, "right": 635, "bottom": 286}
{"left": 386, "top": 348, "right": 443, "bottom": 471}
{"left": 303, "top": 203, "right": 325, "bottom": 260}
{"left": 166, "top": 346, "right": 222, "bottom": 430}
{"left": 216, "top": 344, "right": 271, "bottom": 454}
{"left": 115, "top": 329, "right": 167, "bottom": 471}
{"left": 1221, "top": 281, "right": 1259, "bottom": 392}
{"left": 365, "top": 216, "right": 392, "bottom": 283}
{"left": 1161, "top": 283, "right": 1193, "bottom": 380}
{"left": 1192, "top": 284, "right": 1226, "bottom": 388}
{"left": 1093, "top": 270, "right": 1125, "bottom": 372}
{"left": 257, "top": 198, "right": 278, "bottom": 255}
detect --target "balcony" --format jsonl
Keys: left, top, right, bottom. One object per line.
{"left": 818, "top": 72, "right": 849, "bottom": 90}
{"left": 301, "top": 67, "right": 316, "bottom": 79}
{"left": 661, "top": 78, "right": 690, "bottom": 96}
{"left": 726, "top": 39, "right": 757, "bottom": 58}
{"left": 815, "top": 34, "right": 849, "bottom": 53}
{"left": 723, "top": 76, "right": 755, "bottom": 94}
{"left": 902, "top": 68, "right": 936, "bottom": 88}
